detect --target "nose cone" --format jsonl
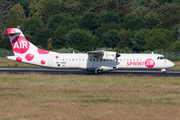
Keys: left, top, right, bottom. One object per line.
{"left": 169, "top": 61, "right": 175, "bottom": 68}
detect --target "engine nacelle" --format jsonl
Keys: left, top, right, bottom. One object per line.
{"left": 103, "top": 51, "right": 116, "bottom": 60}
{"left": 100, "top": 66, "right": 114, "bottom": 71}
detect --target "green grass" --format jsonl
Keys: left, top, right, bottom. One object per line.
{"left": 0, "top": 74, "right": 180, "bottom": 119}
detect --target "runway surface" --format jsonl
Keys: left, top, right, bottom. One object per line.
{"left": 0, "top": 67, "right": 180, "bottom": 77}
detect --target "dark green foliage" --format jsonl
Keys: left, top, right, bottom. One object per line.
{"left": 0, "top": 36, "right": 12, "bottom": 50}
{"left": 143, "top": 29, "right": 172, "bottom": 50}
{"left": 12, "top": 0, "right": 22, "bottom": 5}
{"left": 95, "top": 23, "right": 122, "bottom": 47}
{"left": 159, "top": 3, "right": 180, "bottom": 28}
{"left": 95, "top": 23, "right": 122, "bottom": 39}
{"left": 5, "top": 10, "right": 19, "bottom": 28}
{"left": 65, "top": 2, "right": 86, "bottom": 16}
{"left": 171, "top": 41, "right": 180, "bottom": 52}
{"left": 102, "top": 29, "right": 119, "bottom": 48}
{"left": 20, "top": 0, "right": 30, "bottom": 17}
{"left": 131, "top": 29, "right": 150, "bottom": 52}
{"left": 48, "top": 13, "right": 76, "bottom": 31}
{"left": 123, "top": 13, "right": 146, "bottom": 31}
{"left": 79, "top": 12, "right": 99, "bottom": 31}
{"left": 144, "top": 11, "right": 162, "bottom": 29}
{"left": 52, "top": 26, "right": 69, "bottom": 49}
{"left": 99, "top": 11, "right": 120, "bottom": 24}
{"left": 118, "top": 29, "right": 134, "bottom": 49}
{"left": 88, "top": 0, "right": 106, "bottom": 13}
{"left": 20, "top": 18, "right": 44, "bottom": 36}
{"left": 41, "top": 0, "right": 63, "bottom": 25}
{"left": 66, "top": 29, "right": 95, "bottom": 51}
{"left": 34, "top": 28, "right": 53, "bottom": 49}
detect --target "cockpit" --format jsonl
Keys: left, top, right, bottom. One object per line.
{"left": 157, "top": 56, "right": 167, "bottom": 60}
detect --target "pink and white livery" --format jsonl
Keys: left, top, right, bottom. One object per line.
{"left": 4, "top": 28, "right": 174, "bottom": 73}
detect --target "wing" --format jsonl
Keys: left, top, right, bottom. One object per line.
{"left": 87, "top": 50, "right": 120, "bottom": 60}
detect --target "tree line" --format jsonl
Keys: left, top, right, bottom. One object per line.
{"left": 1, "top": 0, "right": 180, "bottom": 52}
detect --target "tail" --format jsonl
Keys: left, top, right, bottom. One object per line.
{"left": 4, "top": 28, "right": 50, "bottom": 62}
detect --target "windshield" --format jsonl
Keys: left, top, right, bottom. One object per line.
{"left": 157, "top": 56, "right": 167, "bottom": 60}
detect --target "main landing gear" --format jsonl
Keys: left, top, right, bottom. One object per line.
{"left": 161, "top": 68, "right": 166, "bottom": 73}
{"left": 94, "top": 69, "right": 102, "bottom": 74}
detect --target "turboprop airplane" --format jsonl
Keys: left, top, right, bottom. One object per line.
{"left": 4, "top": 28, "right": 174, "bottom": 74}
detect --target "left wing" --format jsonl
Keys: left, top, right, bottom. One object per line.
{"left": 87, "top": 50, "right": 120, "bottom": 60}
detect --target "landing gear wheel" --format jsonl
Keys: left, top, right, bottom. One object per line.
{"left": 98, "top": 70, "right": 102, "bottom": 74}
{"left": 161, "top": 69, "right": 166, "bottom": 73}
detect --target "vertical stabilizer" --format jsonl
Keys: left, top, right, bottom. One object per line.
{"left": 5, "top": 28, "right": 50, "bottom": 56}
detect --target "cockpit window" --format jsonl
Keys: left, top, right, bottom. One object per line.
{"left": 157, "top": 56, "right": 167, "bottom": 60}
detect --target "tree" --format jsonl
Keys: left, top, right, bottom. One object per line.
{"left": 41, "top": 0, "right": 63, "bottom": 25}
{"left": 66, "top": 29, "right": 95, "bottom": 51}
{"left": 144, "top": 11, "right": 162, "bottom": 29}
{"left": 95, "top": 23, "right": 122, "bottom": 47}
{"left": 11, "top": 3, "right": 26, "bottom": 24}
{"left": 102, "top": 29, "right": 119, "bottom": 48}
{"left": 0, "top": 36, "right": 12, "bottom": 50}
{"left": 52, "top": 26, "right": 69, "bottom": 49}
{"left": 143, "top": 28, "right": 172, "bottom": 50}
{"left": 28, "top": 0, "right": 47, "bottom": 18}
{"left": 149, "top": 0, "right": 158, "bottom": 9}
{"left": 5, "top": 10, "right": 19, "bottom": 28}
{"left": 118, "top": 29, "right": 134, "bottom": 49}
{"left": 34, "top": 28, "right": 53, "bottom": 48}
{"left": 123, "top": 13, "right": 146, "bottom": 31}
{"left": 48, "top": 13, "right": 76, "bottom": 31}
{"left": 99, "top": 11, "right": 120, "bottom": 24}
{"left": 131, "top": 29, "right": 150, "bottom": 52}
{"left": 133, "top": 6, "right": 149, "bottom": 18}
{"left": 171, "top": 41, "right": 180, "bottom": 52}
{"left": 20, "top": 18, "right": 44, "bottom": 36}
{"left": 79, "top": 12, "right": 99, "bottom": 32}
{"left": 20, "top": 0, "right": 30, "bottom": 17}
{"left": 105, "top": 0, "right": 131, "bottom": 18}
{"left": 158, "top": 3, "right": 180, "bottom": 28}
{"left": 65, "top": 2, "right": 86, "bottom": 16}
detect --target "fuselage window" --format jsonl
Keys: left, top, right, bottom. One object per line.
{"left": 124, "top": 59, "right": 125, "bottom": 62}
{"left": 163, "top": 57, "right": 167, "bottom": 59}
{"left": 127, "top": 59, "right": 129, "bottom": 62}
{"left": 93, "top": 59, "right": 95, "bottom": 61}
{"left": 76, "top": 59, "right": 78, "bottom": 61}
{"left": 133, "top": 59, "right": 135, "bottom": 62}
{"left": 103, "top": 59, "right": 105, "bottom": 61}
{"left": 110, "top": 60, "right": 112, "bottom": 62}
{"left": 137, "top": 59, "right": 138, "bottom": 62}
{"left": 100, "top": 59, "right": 102, "bottom": 61}
{"left": 83, "top": 59, "right": 84, "bottom": 61}
{"left": 63, "top": 59, "right": 64, "bottom": 61}
{"left": 90, "top": 59, "right": 92, "bottom": 61}
{"left": 130, "top": 59, "right": 132, "bottom": 62}
{"left": 69, "top": 59, "right": 71, "bottom": 61}
{"left": 120, "top": 59, "right": 122, "bottom": 62}
{"left": 66, "top": 59, "right": 68, "bottom": 61}
{"left": 107, "top": 60, "right": 108, "bottom": 62}
{"left": 72, "top": 59, "right": 74, "bottom": 61}
{"left": 96, "top": 59, "right": 98, "bottom": 61}
{"left": 79, "top": 59, "right": 81, "bottom": 61}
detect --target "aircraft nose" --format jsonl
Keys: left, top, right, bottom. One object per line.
{"left": 170, "top": 61, "right": 175, "bottom": 67}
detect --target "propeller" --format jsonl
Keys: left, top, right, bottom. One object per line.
{"left": 116, "top": 53, "right": 120, "bottom": 57}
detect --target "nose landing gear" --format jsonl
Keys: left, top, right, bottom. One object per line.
{"left": 161, "top": 68, "right": 166, "bottom": 73}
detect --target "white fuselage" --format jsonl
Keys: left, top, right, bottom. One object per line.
{"left": 8, "top": 52, "right": 174, "bottom": 72}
